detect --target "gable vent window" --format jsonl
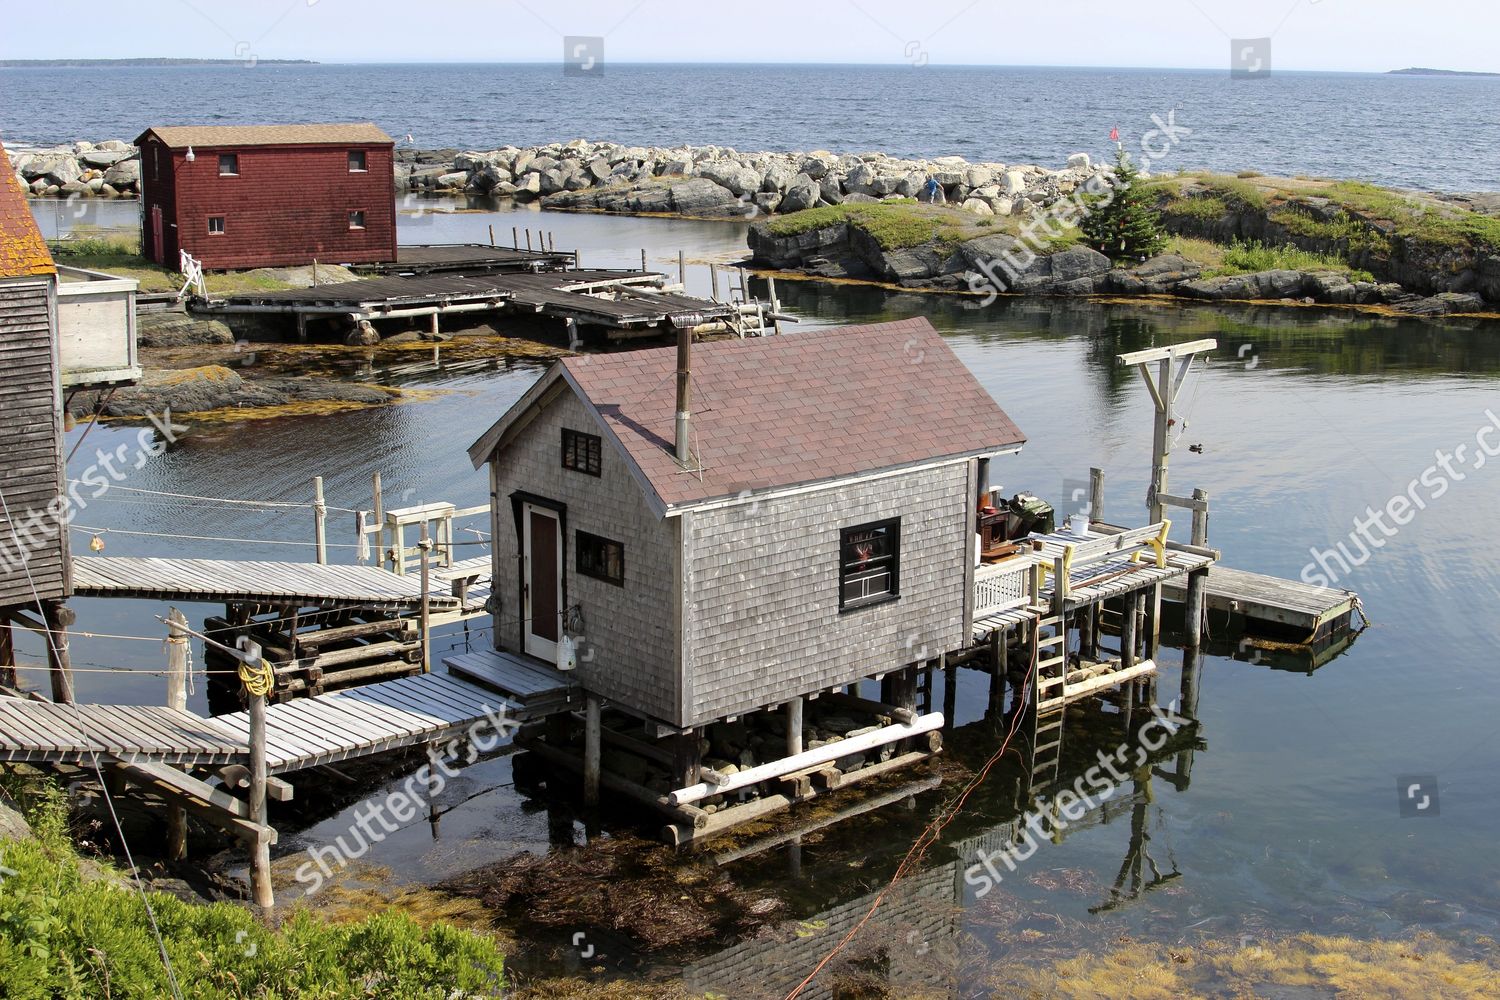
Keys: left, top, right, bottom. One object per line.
{"left": 218, "top": 153, "right": 239, "bottom": 176}
{"left": 561, "top": 428, "right": 602, "bottom": 477}
{"left": 577, "top": 530, "right": 625, "bottom": 586}
{"left": 840, "top": 518, "right": 900, "bottom": 610}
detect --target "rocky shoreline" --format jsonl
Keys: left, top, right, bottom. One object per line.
{"left": 8, "top": 140, "right": 140, "bottom": 197}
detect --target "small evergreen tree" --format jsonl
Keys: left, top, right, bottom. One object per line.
{"left": 1079, "top": 147, "right": 1167, "bottom": 260}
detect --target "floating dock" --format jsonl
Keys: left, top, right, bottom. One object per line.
{"left": 350, "top": 242, "right": 577, "bottom": 276}
{"left": 1160, "top": 564, "right": 1359, "bottom": 642}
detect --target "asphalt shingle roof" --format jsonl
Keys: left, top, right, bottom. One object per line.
{"left": 134, "top": 123, "right": 394, "bottom": 149}
{"left": 559, "top": 317, "right": 1026, "bottom": 512}
{"left": 0, "top": 142, "right": 55, "bottom": 279}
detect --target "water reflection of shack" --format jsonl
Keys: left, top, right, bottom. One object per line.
{"left": 673, "top": 696, "right": 1204, "bottom": 999}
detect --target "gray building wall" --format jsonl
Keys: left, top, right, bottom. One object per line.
{"left": 0, "top": 275, "right": 67, "bottom": 608}
{"left": 486, "top": 388, "right": 680, "bottom": 722}
{"left": 681, "top": 462, "right": 972, "bottom": 727}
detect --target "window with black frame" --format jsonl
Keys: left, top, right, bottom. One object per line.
{"left": 561, "top": 428, "right": 602, "bottom": 476}
{"left": 577, "top": 530, "right": 624, "bottom": 585}
{"left": 840, "top": 518, "right": 900, "bottom": 609}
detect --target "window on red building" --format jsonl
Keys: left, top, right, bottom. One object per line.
{"left": 348, "top": 150, "right": 367, "bottom": 172}
{"left": 207, "top": 216, "right": 226, "bottom": 235}
{"left": 218, "top": 153, "right": 239, "bottom": 176}
{"left": 348, "top": 210, "right": 366, "bottom": 230}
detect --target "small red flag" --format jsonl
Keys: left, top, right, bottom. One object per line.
{"left": 1109, "top": 126, "right": 1119, "bottom": 141}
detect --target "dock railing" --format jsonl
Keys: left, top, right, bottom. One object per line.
{"left": 974, "top": 556, "right": 1036, "bottom": 618}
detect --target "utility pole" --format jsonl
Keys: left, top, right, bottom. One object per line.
{"left": 1114, "top": 339, "right": 1216, "bottom": 522}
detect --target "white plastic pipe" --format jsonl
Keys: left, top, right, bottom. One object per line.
{"left": 667, "top": 711, "right": 945, "bottom": 806}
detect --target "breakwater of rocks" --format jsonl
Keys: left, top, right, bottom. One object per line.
{"left": 398, "top": 139, "right": 1106, "bottom": 219}
{"left": 8, "top": 140, "right": 140, "bottom": 197}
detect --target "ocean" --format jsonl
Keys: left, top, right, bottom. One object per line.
{"left": 2, "top": 61, "right": 1497, "bottom": 191}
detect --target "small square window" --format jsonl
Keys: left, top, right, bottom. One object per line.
{"left": 577, "top": 531, "right": 624, "bottom": 586}
{"left": 218, "top": 153, "right": 239, "bottom": 176}
{"left": 839, "top": 518, "right": 900, "bottom": 610}
{"left": 348, "top": 210, "right": 366, "bottom": 230}
{"left": 348, "top": 150, "right": 368, "bottom": 172}
{"left": 207, "top": 216, "right": 225, "bottom": 235}
{"left": 561, "top": 428, "right": 602, "bottom": 476}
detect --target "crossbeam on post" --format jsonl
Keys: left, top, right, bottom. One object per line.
{"left": 1115, "top": 339, "right": 1217, "bottom": 522}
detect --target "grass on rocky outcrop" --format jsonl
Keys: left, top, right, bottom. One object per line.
{"left": 762, "top": 200, "right": 986, "bottom": 250}
{"left": 48, "top": 232, "right": 322, "bottom": 294}
{"left": 1210, "top": 239, "right": 1375, "bottom": 281}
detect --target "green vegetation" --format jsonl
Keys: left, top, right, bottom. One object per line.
{"left": 1165, "top": 195, "right": 1229, "bottom": 222}
{"left": 1306, "top": 179, "right": 1500, "bottom": 250}
{"left": 762, "top": 200, "right": 975, "bottom": 250}
{"left": 1078, "top": 148, "right": 1167, "bottom": 260}
{"left": 46, "top": 232, "right": 310, "bottom": 294}
{"left": 1199, "top": 176, "right": 1267, "bottom": 211}
{"left": 0, "top": 783, "right": 505, "bottom": 999}
{"left": 1208, "top": 239, "right": 1374, "bottom": 281}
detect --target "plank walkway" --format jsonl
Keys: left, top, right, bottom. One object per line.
{"left": 444, "top": 648, "right": 579, "bottom": 719}
{"left": 212, "top": 672, "right": 514, "bottom": 773}
{"left": 73, "top": 556, "right": 461, "bottom": 611}
{"left": 0, "top": 671, "right": 524, "bottom": 774}
{"left": 0, "top": 699, "right": 246, "bottom": 766}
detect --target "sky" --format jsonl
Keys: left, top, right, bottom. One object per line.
{"left": 3, "top": 0, "right": 1498, "bottom": 74}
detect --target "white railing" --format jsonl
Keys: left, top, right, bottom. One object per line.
{"left": 974, "top": 557, "right": 1034, "bottom": 618}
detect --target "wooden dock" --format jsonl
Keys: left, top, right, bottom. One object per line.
{"left": 444, "top": 648, "right": 580, "bottom": 720}
{"left": 350, "top": 243, "right": 577, "bottom": 276}
{"left": 196, "top": 267, "right": 738, "bottom": 334}
{"left": 1160, "top": 564, "right": 1359, "bottom": 641}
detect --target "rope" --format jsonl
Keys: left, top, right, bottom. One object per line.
{"left": 66, "top": 480, "right": 360, "bottom": 513}
{"left": 237, "top": 657, "right": 275, "bottom": 698}
{"left": 784, "top": 624, "right": 1040, "bottom": 999}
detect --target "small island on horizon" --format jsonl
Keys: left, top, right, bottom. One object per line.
{"left": 0, "top": 57, "right": 317, "bottom": 67}
{"left": 1388, "top": 66, "right": 1500, "bottom": 77}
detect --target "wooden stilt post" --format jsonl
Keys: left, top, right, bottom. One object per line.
{"left": 709, "top": 263, "right": 720, "bottom": 301}
{"left": 785, "top": 696, "right": 803, "bottom": 756}
{"left": 548, "top": 232, "right": 555, "bottom": 252}
{"left": 312, "top": 476, "right": 327, "bottom": 565}
{"left": 0, "top": 616, "right": 14, "bottom": 689}
{"left": 766, "top": 276, "right": 782, "bottom": 334}
{"left": 944, "top": 655, "right": 959, "bottom": 725}
{"left": 677, "top": 249, "right": 686, "bottom": 287}
{"left": 987, "top": 626, "right": 1005, "bottom": 716}
{"left": 42, "top": 600, "right": 74, "bottom": 704}
{"left": 511, "top": 226, "right": 518, "bottom": 249}
{"left": 247, "top": 684, "right": 273, "bottom": 911}
{"left": 371, "top": 472, "right": 385, "bottom": 571}
{"left": 583, "top": 696, "right": 601, "bottom": 808}
{"left": 641, "top": 249, "right": 648, "bottom": 272}
{"left": 525, "top": 230, "right": 533, "bottom": 251}
{"left": 418, "top": 522, "right": 432, "bottom": 673}
{"left": 1185, "top": 487, "right": 1210, "bottom": 648}
{"left": 165, "top": 608, "right": 190, "bottom": 861}
{"left": 296, "top": 313, "right": 307, "bottom": 343}
{"left": 488, "top": 224, "right": 495, "bottom": 246}
{"left": 427, "top": 741, "right": 443, "bottom": 836}
{"left": 1089, "top": 467, "right": 1105, "bottom": 522}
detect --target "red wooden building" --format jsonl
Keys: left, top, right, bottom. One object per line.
{"left": 135, "top": 123, "right": 397, "bottom": 270}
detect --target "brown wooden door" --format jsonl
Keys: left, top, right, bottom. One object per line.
{"left": 523, "top": 504, "right": 561, "bottom": 661}
{"left": 150, "top": 205, "right": 164, "bottom": 264}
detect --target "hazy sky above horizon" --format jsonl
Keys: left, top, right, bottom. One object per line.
{"left": 3, "top": 0, "right": 1497, "bottom": 74}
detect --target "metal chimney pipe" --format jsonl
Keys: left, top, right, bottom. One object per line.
{"left": 675, "top": 325, "right": 692, "bottom": 464}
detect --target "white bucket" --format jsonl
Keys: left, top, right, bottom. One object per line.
{"left": 1068, "top": 514, "right": 1091, "bottom": 537}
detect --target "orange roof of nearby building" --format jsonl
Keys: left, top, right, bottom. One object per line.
{"left": 135, "top": 123, "right": 394, "bottom": 149}
{"left": 0, "top": 141, "right": 56, "bottom": 279}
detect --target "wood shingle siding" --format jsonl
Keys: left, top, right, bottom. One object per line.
{"left": 681, "top": 463, "right": 971, "bottom": 726}
{"left": 0, "top": 276, "right": 67, "bottom": 606}
{"left": 488, "top": 390, "right": 681, "bottom": 722}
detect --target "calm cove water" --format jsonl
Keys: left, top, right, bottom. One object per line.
{"left": 3, "top": 62, "right": 1499, "bottom": 191}
{"left": 18, "top": 195, "right": 1500, "bottom": 993}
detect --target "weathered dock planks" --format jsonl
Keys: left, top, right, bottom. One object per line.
{"left": 1160, "top": 564, "right": 1358, "bottom": 640}
{"left": 72, "top": 556, "right": 461, "bottom": 610}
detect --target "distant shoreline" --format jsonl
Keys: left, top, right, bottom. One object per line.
{"left": 1388, "top": 67, "right": 1500, "bottom": 77}
{"left": 0, "top": 58, "right": 317, "bottom": 67}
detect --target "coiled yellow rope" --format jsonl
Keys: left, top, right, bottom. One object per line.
{"left": 237, "top": 657, "right": 276, "bottom": 698}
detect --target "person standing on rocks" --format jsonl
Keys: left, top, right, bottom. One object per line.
{"left": 921, "top": 176, "right": 946, "bottom": 204}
